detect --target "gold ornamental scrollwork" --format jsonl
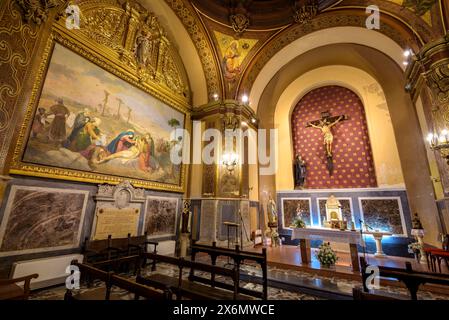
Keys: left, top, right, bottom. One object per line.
{"left": 16, "top": 0, "right": 60, "bottom": 25}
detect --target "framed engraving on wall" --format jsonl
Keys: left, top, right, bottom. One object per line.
{"left": 0, "top": 186, "right": 89, "bottom": 257}
{"left": 144, "top": 196, "right": 179, "bottom": 238}
{"left": 9, "top": 2, "right": 190, "bottom": 193}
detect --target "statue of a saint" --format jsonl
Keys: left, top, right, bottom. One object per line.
{"left": 267, "top": 194, "right": 277, "bottom": 224}
{"left": 181, "top": 200, "right": 191, "bottom": 234}
{"left": 307, "top": 115, "right": 345, "bottom": 157}
{"left": 412, "top": 213, "right": 423, "bottom": 230}
{"left": 293, "top": 154, "right": 307, "bottom": 189}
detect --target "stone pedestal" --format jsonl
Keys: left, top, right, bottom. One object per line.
{"left": 367, "top": 231, "right": 392, "bottom": 258}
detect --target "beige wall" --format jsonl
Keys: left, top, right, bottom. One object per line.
{"left": 274, "top": 65, "right": 405, "bottom": 190}
{"left": 250, "top": 27, "right": 405, "bottom": 111}
{"left": 414, "top": 97, "right": 444, "bottom": 199}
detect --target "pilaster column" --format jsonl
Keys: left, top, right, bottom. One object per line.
{"left": 406, "top": 35, "right": 449, "bottom": 195}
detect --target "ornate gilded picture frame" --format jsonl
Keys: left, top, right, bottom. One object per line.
{"left": 9, "top": 3, "right": 191, "bottom": 193}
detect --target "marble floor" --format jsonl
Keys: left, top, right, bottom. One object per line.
{"left": 29, "top": 258, "right": 449, "bottom": 300}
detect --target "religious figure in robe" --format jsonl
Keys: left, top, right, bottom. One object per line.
{"left": 47, "top": 98, "right": 70, "bottom": 144}
{"left": 223, "top": 40, "right": 241, "bottom": 82}
{"left": 64, "top": 108, "right": 90, "bottom": 148}
{"left": 137, "top": 133, "right": 156, "bottom": 172}
{"left": 106, "top": 130, "right": 136, "bottom": 154}
{"left": 71, "top": 117, "right": 102, "bottom": 153}
{"left": 293, "top": 154, "right": 307, "bottom": 189}
{"left": 307, "top": 115, "right": 345, "bottom": 157}
{"left": 31, "top": 108, "right": 48, "bottom": 138}
{"left": 267, "top": 194, "right": 278, "bottom": 224}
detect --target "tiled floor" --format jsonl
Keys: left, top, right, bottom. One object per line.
{"left": 29, "top": 259, "right": 449, "bottom": 300}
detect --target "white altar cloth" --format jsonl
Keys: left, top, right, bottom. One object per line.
{"left": 291, "top": 227, "right": 362, "bottom": 244}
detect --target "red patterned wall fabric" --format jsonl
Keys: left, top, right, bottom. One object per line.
{"left": 291, "top": 86, "right": 377, "bottom": 189}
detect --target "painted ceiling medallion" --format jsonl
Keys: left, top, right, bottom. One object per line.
{"left": 230, "top": 13, "right": 250, "bottom": 34}
{"left": 292, "top": 0, "right": 319, "bottom": 25}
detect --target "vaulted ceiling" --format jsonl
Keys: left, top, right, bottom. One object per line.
{"left": 162, "top": 0, "right": 445, "bottom": 104}
{"left": 190, "top": 0, "right": 340, "bottom": 29}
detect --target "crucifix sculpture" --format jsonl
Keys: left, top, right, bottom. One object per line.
{"left": 306, "top": 111, "right": 349, "bottom": 175}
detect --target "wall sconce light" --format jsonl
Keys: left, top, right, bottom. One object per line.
{"left": 222, "top": 152, "right": 239, "bottom": 173}
{"left": 427, "top": 129, "right": 449, "bottom": 164}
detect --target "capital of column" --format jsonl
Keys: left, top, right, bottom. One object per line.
{"left": 405, "top": 34, "right": 449, "bottom": 104}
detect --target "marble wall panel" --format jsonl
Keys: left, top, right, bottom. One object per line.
{"left": 360, "top": 198, "right": 404, "bottom": 235}
{"left": 0, "top": 186, "right": 89, "bottom": 256}
{"left": 281, "top": 199, "right": 312, "bottom": 228}
{"left": 144, "top": 196, "right": 179, "bottom": 238}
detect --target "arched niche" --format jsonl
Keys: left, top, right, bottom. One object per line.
{"left": 274, "top": 66, "right": 405, "bottom": 191}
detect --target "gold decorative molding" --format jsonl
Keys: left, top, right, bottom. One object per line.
{"left": 0, "top": 0, "right": 43, "bottom": 173}
{"left": 16, "top": 0, "right": 60, "bottom": 25}
{"left": 164, "top": 0, "right": 222, "bottom": 99}
{"left": 69, "top": 0, "right": 190, "bottom": 103}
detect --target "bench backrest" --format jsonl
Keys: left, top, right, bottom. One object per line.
{"left": 110, "top": 274, "right": 170, "bottom": 300}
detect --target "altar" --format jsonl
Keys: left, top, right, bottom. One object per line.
{"left": 291, "top": 228, "right": 362, "bottom": 271}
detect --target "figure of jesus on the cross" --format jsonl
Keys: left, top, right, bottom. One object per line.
{"left": 306, "top": 111, "right": 349, "bottom": 157}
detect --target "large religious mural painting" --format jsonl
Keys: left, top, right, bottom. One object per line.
{"left": 144, "top": 196, "right": 179, "bottom": 238}
{"left": 0, "top": 186, "right": 89, "bottom": 256}
{"left": 13, "top": 43, "right": 186, "bottom": 190}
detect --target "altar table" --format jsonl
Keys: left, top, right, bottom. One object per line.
{"left": 291, "top": 228, "right": 362, "bottom": 271}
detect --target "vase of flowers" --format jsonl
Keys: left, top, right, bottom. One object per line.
{"left": 291, "top": 217, "right": 306, "bottom": 229}
{"left": 316, "top": 242, "right": 338, "bottom": 268}
{"left": 408, "top": 241, "right": 423, "bottom": 263}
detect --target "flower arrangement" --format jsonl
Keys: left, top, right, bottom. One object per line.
{"left": 291, "top": 217, "right": 306, "bottom": 228}
{"left": 316, "top": 242, "right": 338, "bottom": 267}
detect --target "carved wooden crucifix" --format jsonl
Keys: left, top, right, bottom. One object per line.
{"left": 306, "top": 111, "right": 349, "bottom": 175}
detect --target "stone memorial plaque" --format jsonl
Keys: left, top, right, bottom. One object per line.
{"left": 199, "top": 200, "right": 217, "bottom": 243}
{"left": 93, "top": 208, "right": 140, "bottom": 240}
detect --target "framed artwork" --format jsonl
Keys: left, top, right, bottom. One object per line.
{"left": 10, "top": 28, "right": 189, "bottom": 193}
{"left": 144, "top": 196, "right": 179, "bottom": 238}
{"left": 281, "top": 198, "right": 312, "bottom": 229}
{"left": 0, "top": 185, "right": 89, "bottom": 257}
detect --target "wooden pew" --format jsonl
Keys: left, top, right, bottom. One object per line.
{"left": 0, "top": 273, "right": 39, "bottom": 300}
{"left": 360, "top": 257, "right": 449, "bottom": 300}
{"left": 64, "top": 260, "right": 171, "bottom": 300}
{"left": 91, "top": 254, "right": 141, "bottom": 275}
{"left": 110, "top": 274, "right": 171, "bottom": 300}
{"left": 190, "top": 241, "right": 268, "bottom": 299}
{"left": 352, "top": 287, "right": 400, "bottom": 300}
{"left": 137, "top": 252, "right": 254, "bottom": 300}
{"left": 64, "top": 260, "right": 115, "bottom": 300}
{"left": 83, "top": 233, "right": 158, "bottom": 269}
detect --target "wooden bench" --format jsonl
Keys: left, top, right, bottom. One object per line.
{"left": 190, "top": 241, "right": 268, "bottom": 299}
{"left": 360, "top": 257, "right": 449, "bottom": 300}
{"left": 64, "top": 260, "right": 170, "bottom": 300}
{"left": 352, "top": 287, "right": 401, "bottom": 300}
{"left": 83, "top": 233, "right": 158, "bottom": 270}
{"left": 138, "top": 252, "right": 254, "bottom": 300}
{"left": 0, "top": 273, "right": 39, "bottom": 300}
{"left": 91, "top": 254, "right": 142, "bottom": 275}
